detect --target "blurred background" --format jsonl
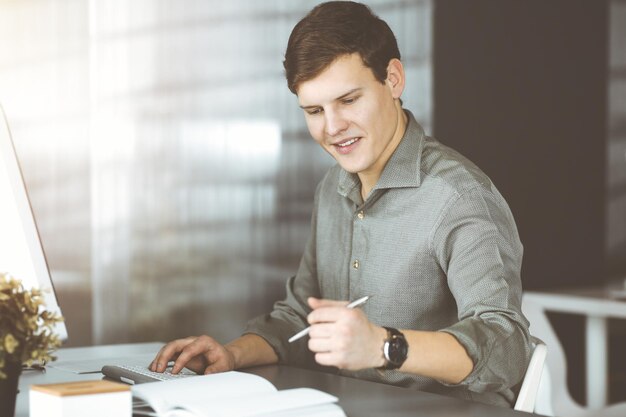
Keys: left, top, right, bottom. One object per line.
{"left": 0, "top": 0, "right": 624, "bottom": 407}
{"left": 0, "top": 0, "right": 433, "bottom": 346}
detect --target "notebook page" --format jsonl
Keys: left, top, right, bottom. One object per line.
{"left": 166, "top": 388, "right": 340, "bottom": 417}
{"left": 132, "top": 371, "right": 276, "bottom": 415}
{"left": 258, "top": 403, "right": 346, "bottom": 417}
{"left": 166, "top": 404, "right": 345, "bottom": 417}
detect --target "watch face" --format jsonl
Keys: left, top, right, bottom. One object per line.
{"left": 381, "top": 327, "right": 408, "bottom": 370}
{"left": 389, "top": 334, "right": 408, "bottom": 365}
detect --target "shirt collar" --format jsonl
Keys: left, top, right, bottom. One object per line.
{"left": 337, "top": 110, "right": 425, "bottom": 200}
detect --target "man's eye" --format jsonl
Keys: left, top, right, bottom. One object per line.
{"left": 342, "top": 97, "right": 358, "bottom": 105}
{"left": 306, "top": 108, "right": 323, "bottom": 115}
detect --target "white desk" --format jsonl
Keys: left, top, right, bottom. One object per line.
{"left": 15, "top": 343, "right": 162, "bottom": 417}
{"left": 15, "top": 342, "right": 540, "bottom": 417}
{"left": 524, "top": 289, "right": 626, "bottom": 409}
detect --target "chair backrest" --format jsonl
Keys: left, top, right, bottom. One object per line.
{"left": 514, "top": 336, "right": 547, "bottom": 413}
{"left": 522, "top": 294, "right": 585, "bottom": 417}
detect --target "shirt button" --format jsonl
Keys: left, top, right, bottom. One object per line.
{"left": 357, "top": 210, "right": 364, "bottom": 219}
{"left": 353, "top": 260, "right": 360, "bottom": 269}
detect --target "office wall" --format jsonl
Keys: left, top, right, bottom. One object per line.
{"left": 431, "top": 0, "right": 626, "bottom": 289}
{"left": 433, "top": 0, "right": 608, "bottom": 290}
{"left": 433, "top": 0, "right": 626, "bottom": 404}
{"left": 0, "top": 0, "right": 433, "bottom": 346}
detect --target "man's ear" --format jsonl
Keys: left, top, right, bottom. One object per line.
{"left": 386, "top": 58, "right": 405, "bottom": 99}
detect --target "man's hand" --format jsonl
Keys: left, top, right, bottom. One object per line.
{"left": 306, "top": 297, "right": 387, "bottom": 370}
{"left": 150, "top": 335, "right": 236, "bottom": 375}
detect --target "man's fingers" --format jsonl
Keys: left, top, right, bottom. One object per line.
{"left": 308, "top": 336, "right": 335, "bottom": 353}
{"left": 314, "top": 352, "right": 341, "bottom": 367}
{"left": 308, "top": 305, "right": 360, "bottom": 325}
{"left": 308, "top": 323, "right": 334, "bottom": 339}
{"left": 308, "top": 297, "right": 349, "bottom": 309}
{"left": 307, "top": 298, "right": 352, "bottom": 325}
{"left": 151, "top": 339, "right": 191, "bottom": 371}
{"left": 149, "top": 335, "right": 233, "bottom": 375}
{"left": 171, "top": 338, "right": 214, "bottom": 374}
{"left": 203, "top": 360, "right": 229, "bottom": 375}
{"left": 150, "top": 345, "right": 169, "bottom": 371}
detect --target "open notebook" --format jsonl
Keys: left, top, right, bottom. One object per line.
{"left": 131, "top": 371, "right": 345, "bottom": 417}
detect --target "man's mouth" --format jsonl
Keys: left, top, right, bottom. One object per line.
{"left": 337, "top": 137, "right": 359, "bottom": 147}
{"left": 333, "top": 137, "right": 361, "bottom": 154}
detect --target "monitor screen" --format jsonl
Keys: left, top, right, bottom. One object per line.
{"left": 0, "top": 106, "right": 68, "bottom": 341}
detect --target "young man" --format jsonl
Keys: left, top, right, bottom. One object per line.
{"left": 151, "top": 1, "right": 532, "bottom": 407}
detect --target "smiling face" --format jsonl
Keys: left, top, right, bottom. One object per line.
{"left": 297, "top": 53, "right": 407, "bottom": 194}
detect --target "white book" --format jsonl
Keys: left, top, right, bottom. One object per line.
{"left": 131, "top": 371, "right": 346, "bottom": 417}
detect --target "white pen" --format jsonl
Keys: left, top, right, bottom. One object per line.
{"left": 288, "top": 295, "right": 372, "bottom": 343}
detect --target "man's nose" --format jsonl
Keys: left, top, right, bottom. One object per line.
{"left": 324, "top": 110, "right": 348, "bottom": 137}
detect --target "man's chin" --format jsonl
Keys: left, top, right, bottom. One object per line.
{"left": 336, "top": 161, "right": 364, "bottom": 175}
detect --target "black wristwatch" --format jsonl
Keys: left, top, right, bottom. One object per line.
{"left": 380, "top": 327, "right": 408, "bottom": 370}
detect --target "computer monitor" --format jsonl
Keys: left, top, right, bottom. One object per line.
{"left": 0, "top": 105, "right": 68, "bottom": 341}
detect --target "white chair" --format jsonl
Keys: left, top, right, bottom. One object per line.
{"left": 522, "top": 294, "right": 626, "bottom": 417}
{"left": 514, "top": 336, "right": 547, "bottom": 413}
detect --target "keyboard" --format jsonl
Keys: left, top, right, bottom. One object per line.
{"left": 101, "top": 364, "right": 197, "bottom": 385}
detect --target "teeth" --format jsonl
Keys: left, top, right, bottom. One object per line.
{"left": 337, "top": 138, "right": 359, "bottom": 147}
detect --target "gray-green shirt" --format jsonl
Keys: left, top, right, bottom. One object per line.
{"left": 244, "top": 111, "right": 532, "bottom": 408}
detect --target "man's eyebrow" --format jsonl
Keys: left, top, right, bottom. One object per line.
{"left": 299, "top": 88, "right": 363, "bottom": 109}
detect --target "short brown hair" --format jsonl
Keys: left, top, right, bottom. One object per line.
{"left": 284, "top": 1, "right": 401, "bottom": 94}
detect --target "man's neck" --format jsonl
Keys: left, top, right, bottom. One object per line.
{"left": 359, "top": 102, "right": 408, "bottom": 200}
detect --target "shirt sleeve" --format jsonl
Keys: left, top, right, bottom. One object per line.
{"left": 431, "top": 183, "right": 533, "bottom": 394}
{"left": 242, "top": 184, "right": 322, "bottom": 366}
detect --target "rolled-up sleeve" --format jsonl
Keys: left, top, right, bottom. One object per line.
{"left": 432, "top": 184, "right": 532, "bottom": 393}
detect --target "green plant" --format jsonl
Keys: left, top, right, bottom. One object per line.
{"left": 0, "top": 272, "right": 63, "bottom": 379}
